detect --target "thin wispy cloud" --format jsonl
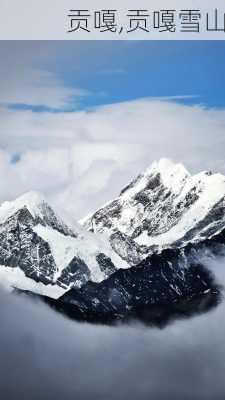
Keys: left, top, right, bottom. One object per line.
{"left": 154, "top": 95, "right": 200, "bottom": 100}
{"left": 0, "top": 68, "right": 91, "bottom": 110}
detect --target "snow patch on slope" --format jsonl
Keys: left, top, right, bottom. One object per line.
{"left": 34, "top": 224, "right": 129, "bottom": 283}
{"left": 0, "top": 265, "right": 65, "bottom": 299}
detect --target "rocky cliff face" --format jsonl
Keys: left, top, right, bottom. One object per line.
{"left": 58, "top": 233, "right": 225, "bottom": 324}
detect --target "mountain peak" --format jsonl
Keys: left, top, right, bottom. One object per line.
{"left": 146, "top": 158, "right": 190, "bottom": 187}
{"left": 143, "top": 158, "right": 190, "bottom": 196}
{"left": 0, "top": 191, "right": 47, "bottom": 224}
{"left": 83, "top": 159, "right": 225, "bottom": 263}
{"left": 0, "top": 192, "right": 130, "bottom": 298}
{"left": 120, "top": 158, "right": 190, "bottom": 200}
{"left": 0, "top": 191, "right": 79, "bottom": 239}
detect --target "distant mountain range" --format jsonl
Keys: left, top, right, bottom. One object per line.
{"left": 1, "top": 159, "right": 225, "bottom": 323}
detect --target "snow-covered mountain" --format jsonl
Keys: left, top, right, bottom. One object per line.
{"left": 0, "top": 191, "right": 128, "bottom": 298}
{"left": 82, "top": 159, "right": 225, "bottom": 265}
{"left": 1, "top": 159, "right": 225, "bottom": 322}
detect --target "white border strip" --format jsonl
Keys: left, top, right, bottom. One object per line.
{"left": 0, "top": 0, "right": 225, "bottom": 40}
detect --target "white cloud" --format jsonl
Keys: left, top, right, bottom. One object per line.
{"left": 1, "top": 98, "right": 225, "bottom": 218}
{"left": 0, "top": 68, "right": 90, "bottom": 109}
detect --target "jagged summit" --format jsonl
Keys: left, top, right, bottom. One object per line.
{"left": 0, "top": 191, "right": 46, "bottom": 224}
{"left": 0, "top": 191, "right": 78, "bottom": 238}
{"left": 121, "top": 158, "right": 190, "bottom": 199}
{"left": 146, "top": 159, "right": 190, "bottom": 192}
{"left": 83, "top": 159, "right": 225, "bottom": 263}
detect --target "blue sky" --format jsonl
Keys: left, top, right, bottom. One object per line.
{"left": 39, "top": 41, "right": 225, "bottom": 110}
{"left": 5, "top": 40, "right": 225, "bottom": 112}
